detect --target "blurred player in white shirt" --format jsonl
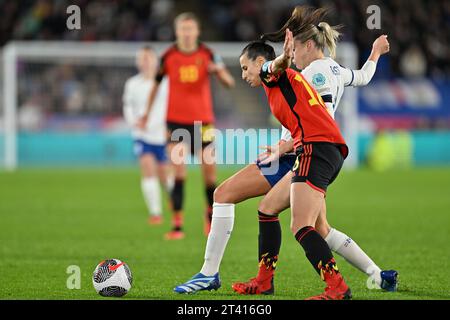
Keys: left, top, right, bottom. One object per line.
{"left": 123, "top": 46, "right": 171, "bottom": 225}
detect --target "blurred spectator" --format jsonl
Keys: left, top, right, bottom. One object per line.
{"left": 18, "top": 95, "right": 45, "bottom": 131}
{"left": 1, "top": 0, "right": 448, "bottom": 79}
{"left": 400, "top": 45, "right": 427, "bottom": 79}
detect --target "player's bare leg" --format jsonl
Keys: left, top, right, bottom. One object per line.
{"left": 165, "top": 141, "right": 188, "bottom": 240}
{"left": 174, "top": 163, "right": 272, "bottom": 293}
{"left": 157, "top": 161, "right": 174, "bottom": 195}
{"left": 159, "top": 156, "right": 175, "bottom": 192}
{"left": 291, "top": 182, "right": 351, "bottom": 300}
{"left": 315, "top": 201, "right": 331, "bottom": 237}
{"left": 232, "top": 170, "right": 291, "bottom": 295}
{"left": 199, "top": 164, "right": 272, "bottom": 275}
{"left": 214, "top": 164, "right": 272, "bottom": 204}
{"left": 139, "top": 154, "right": 163, "bottom": 225}
{"left": 154, "top": 161, "right": 174, "bottom": 225}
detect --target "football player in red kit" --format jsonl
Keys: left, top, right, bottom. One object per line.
{"left": 238, "top": 29, "right": 351, "bottom": 300}
{"left": 139, "top": 12, "right": 235, "bottom": 240}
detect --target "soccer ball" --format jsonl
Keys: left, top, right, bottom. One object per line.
{"left": 92, "top": 259, "right": 133, "bottom": 297}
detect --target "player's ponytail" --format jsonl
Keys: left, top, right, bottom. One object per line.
{"left": 261, "top": 6, "right": 311, "bottom": 42}
{"left": 316, "top": 21, "right": 340, "bottom": 58}
{"left": 261, "top": 6, "right": 342, "bottom": 58}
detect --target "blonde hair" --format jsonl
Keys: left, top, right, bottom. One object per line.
{"left": 174, "top": 12, "right": 200, "bottom": 28}
{"left": 261, "top": 6, "right": 342, "bottom": 58}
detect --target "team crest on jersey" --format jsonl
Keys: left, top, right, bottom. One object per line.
{"left": 312, "top": 73, "right": 326, "bottom": 87}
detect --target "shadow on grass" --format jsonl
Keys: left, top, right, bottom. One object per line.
{"left": 393, "top": 285, "right": 449, "bottom": 300}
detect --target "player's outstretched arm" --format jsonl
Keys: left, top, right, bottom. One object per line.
{"left": 270, "top": 28, "right": 293, "bottom": 75}
{"left": 137, "top": 81, "right": 160, "bottom": 129}
{"left": 344, "top": 35, "right": 390, "bottom": 87}
{"left": 210, "top": 63, "right": 235, "bottom": 88}
{"left": 368, "top": 35, "right": 390, "bottom": 63}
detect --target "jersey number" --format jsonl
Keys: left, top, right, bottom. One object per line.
{"left": 179, "top": 65, "right": 199, "bottom": 83}
{"left": 294, "top": 74, "right": 326, "bottom": 109}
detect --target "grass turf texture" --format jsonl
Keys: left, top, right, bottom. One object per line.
{"left": 0, "top": 167, "right": 449, "bottom": 300}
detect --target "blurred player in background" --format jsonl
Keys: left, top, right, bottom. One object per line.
{"left": 123, "top": 46, "right": 171, "bottom": 225}
{"left": 139, "top": 13, "right": 235, "bottom": 240}
{"left": 174, "top": 6, "right": 397, "bottom": 298}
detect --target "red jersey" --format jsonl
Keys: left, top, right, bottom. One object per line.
{"left": 156, "top": 43, "right": 217, "bottom": 124}
{"left": 260, "top": 63, "right": 348, "bottom": 158}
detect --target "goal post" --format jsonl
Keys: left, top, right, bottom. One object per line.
{"left": 3, "top": 43, "right": 18, "bottom": 171}
{"left": 2, "top": 41, "right": 172, "bottom": 171}
{"left": 1, "top": 41, "right": 359, "bottom": 170}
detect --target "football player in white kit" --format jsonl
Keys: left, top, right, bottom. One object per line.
{"left": 123, "top": 46, "right": 171, "bottom": 225}
{"left": 174, "top": 6, "right": 398, "bottom": 296}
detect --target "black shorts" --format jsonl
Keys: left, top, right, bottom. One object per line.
{"left": 291, "top": 143, "right": 345, "bottom": 194}
{"left": 166, "top": 121, "right": 215, "bottom": 155}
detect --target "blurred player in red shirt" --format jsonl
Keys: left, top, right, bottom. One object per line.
{"left": 139, "top": 12, "right": 235, "bottom": 240}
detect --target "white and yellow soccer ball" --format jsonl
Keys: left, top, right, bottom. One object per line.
{"left": 92, "top": 259, "right": 133, "bottom": 297}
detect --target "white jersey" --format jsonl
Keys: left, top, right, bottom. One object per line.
{"left": 281, "top": 57, "right": 377, "bottom": 142}
{"left": 123, "top": 74, "right": 168, "bottom": 145}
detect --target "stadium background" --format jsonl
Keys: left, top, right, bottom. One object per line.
{"left": 0, "top": 0, "right": 449, "bottom": 300}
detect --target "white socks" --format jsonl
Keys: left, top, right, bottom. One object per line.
{"left": 325, "top": 228, "right": 383, "bottom": 287}
{"left": 200, "top": 202, "right": 235, "bottom": 276}
{"left": 141, "top": 177, "right": 162, "bottom": 216}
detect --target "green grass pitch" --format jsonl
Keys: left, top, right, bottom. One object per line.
{"left": 0, "top": 166, "right": 449, "bottom": 300}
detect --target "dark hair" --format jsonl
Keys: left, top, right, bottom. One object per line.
{"left": 240, "top": 41, "right": 276, "bottom": 61}
{"left": 261, "top": 6, "right": 342, "bottom": 58}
